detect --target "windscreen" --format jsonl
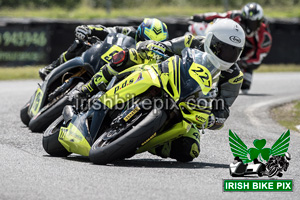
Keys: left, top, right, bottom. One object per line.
{"left": 179, "top": 48, "right": 220, "bottom": 101}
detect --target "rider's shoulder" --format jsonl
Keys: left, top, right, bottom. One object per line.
{"left": 222, "top": 63, "right": 241, "bottom": 75}
{"left": 229, "top": 10, "right": 242, "bottom": 19}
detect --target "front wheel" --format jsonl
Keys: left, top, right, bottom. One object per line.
{"left": 20, "top": 101, "right": 31, "bottom": 126}
{"left": 89, "top": 108, "right": 167, "bottom": 165}
{"left": 29, "top": 96, "right": 71, "bottom": 132}
{"left": 29, "top": 82, "right": 83, "bottom": 133}
{"left": 42, "top": 116, "right": 71, "bottom": 157}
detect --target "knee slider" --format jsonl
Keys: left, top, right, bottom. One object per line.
{"left": 170, "top": 137, "right": 200, "bottom": 162}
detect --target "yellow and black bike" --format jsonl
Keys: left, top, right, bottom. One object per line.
{"left": 42, "top": 48, "right": 221, "bottom": 165}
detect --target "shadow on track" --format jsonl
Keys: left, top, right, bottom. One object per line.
{"left": 44, "top": 155, "right": 228, "bottom": 169}
{"left": 239, "top": 93, "right": 272, "bottom": 97}
{"left": 43, "top": 155, "right": 90, "bottom": 163}
{"left": 108, "top": 159, "right": 228, "bottom": 169}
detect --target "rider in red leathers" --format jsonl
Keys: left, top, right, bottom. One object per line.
{"left": 191, "top": 2, "right": 272, "bottom": 94}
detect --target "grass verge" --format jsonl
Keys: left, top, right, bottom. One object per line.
{"left": 255, "top": 64, "right": 300, "bottom": 73}
{"left": 0, "top": 5, "right": 299, "bottom": 19}
{"left": 0, "top": 64, "right": 299, "bottom": 80}
{"left": 271, "top": 101, "right": 300, "bottom": 132}
{"left": 0, "top": 66, "right": 41, "bottom": 80}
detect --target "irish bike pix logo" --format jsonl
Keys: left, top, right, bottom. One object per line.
{"left": 229, "top": 129, "right": 291, "bottom": 177}
{"left": 224, "top": 130, "right": 293, "bottom": 192}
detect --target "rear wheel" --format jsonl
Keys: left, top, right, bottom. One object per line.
{"left": 42, "top": 116, "right": 71, "bottom": 157}
{"left": 89, "top": 108, "right": 167, "bottom": 165}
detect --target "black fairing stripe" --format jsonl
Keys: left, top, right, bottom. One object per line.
{"left": 151, "top": 65, "right": 164, "bottom": 90}
{"left": 175, "top": 56, "right": 180, "bottom": 94}
{"left": 90, "top": 101, "right": 110, "bottom": 142}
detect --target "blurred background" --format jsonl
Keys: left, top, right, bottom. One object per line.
{"left": 0, "top": 0, "right": 299, "bottom": 79}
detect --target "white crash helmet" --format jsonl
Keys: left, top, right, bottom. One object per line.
{"left": 204, "top": 18, "right": 245, "bottom": 70}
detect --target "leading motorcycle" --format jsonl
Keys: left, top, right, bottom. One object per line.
{"left": 42, "top": 48, "right": 221, "bottom": 164}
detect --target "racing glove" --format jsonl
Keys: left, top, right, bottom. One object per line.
{"left": 136, "top": 41, "right": 167, "bottom": 61}
{"left": 75, "top": 25, "right": 92, "bottom": 41}
{"left": 207, "top": 99, "right": 230, "bottom": 130}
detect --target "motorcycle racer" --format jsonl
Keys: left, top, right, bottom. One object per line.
{"left": 39, "top": 18, "right": 169, "bottom": 80}
{"left": 191, "top": 2, "right": 272, "bottom": 94}
{"left": 78, "top": 18, "right": 245, "bottom": 162}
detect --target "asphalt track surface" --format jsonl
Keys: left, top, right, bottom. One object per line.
{"left": 0, "top": 72, "right": 300, "bottom": 200}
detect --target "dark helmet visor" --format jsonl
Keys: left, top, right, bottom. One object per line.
{"left": 209, "top": 35, "right": 243, "bottom": 63}
{"left": 245, "top": 19, "right": 262, "bottom": 33}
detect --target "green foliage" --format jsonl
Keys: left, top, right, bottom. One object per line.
{"left": 0, "top": 0, "right": 81, "bottom": 9}
{"left": 0, "top": 0, "right": 299, "bottom": 10}
{"left": 0, "top": 0, "right": 299, "bottom": 18}
{"left": 88, "top": 0, "right": 299, "bottom": 8}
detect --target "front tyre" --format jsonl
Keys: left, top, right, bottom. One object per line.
{"left": 28, "top": 81, "right": 84, "bottom": 133}
{"left": 89, "top": 108, "right": 167, "bottom": 165}
{"left": 29, "top": 95, "right": 71, "bottom": 133}
{"left": 20, "top": 101, "right": 31, "bottom": 126}
{"left": 42, "top": 116, "right": 71, "bottom": 157}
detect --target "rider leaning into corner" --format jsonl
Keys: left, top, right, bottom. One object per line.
{"left": 77, "top": 18, "right": 245, "bottom": 162}
{"left": 38, "top": 18, "right": 169, "bottom": 81}
{"left": 191, "top": 2, "right": 272, "bottom": 94}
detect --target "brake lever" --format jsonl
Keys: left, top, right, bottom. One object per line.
{"left": 151, "top": 50, "right": 170, "bottom": 60}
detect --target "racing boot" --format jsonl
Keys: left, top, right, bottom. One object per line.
{"left": 149, "top": 124, "right": 201, "bottom": 162}
{"left": 39, "top": 40, "right": 89, "bottom": 81}
{"left": 39, "top": 56, "right": 62, "bottom": 81}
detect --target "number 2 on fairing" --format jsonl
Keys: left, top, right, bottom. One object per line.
{"left": 189, "top": 63, "right": 212, "bottom": 87}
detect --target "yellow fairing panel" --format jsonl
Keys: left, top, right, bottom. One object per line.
{"left": 136, "top": 120, "right": 191, "bottom": 154}
{"left": 160, "top": 57, "right": 181, "bottom": 101}
{"left": 100, "top": 65, "right": 161, "bottom": 109}
{"left": 179, "top": 102, "right": 210, "bottom": 127}
{"left": 30, "top": 87, "right": 43, "bottom": 116}
{"left": 188, "top": 62, "right": 212, "bottom": 95}
{"left": 59, "top": 123, "right": 91, "bottom": 156}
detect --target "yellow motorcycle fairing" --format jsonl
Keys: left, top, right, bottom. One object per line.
{"left": 188, "top": 62, "right": 212, "bottom": 95}
{"left": 29, "top": 87, "right": 43, "bottom": 116}
{"left": 178, "top": 102, "right": 211, "bottom": 127}
{"left": 136, "top": 120, "right": 191, "bottom": 154}
{"left": 99, "top": 64, "right": 162, "bottom": 109}
{"left": 58, "top": 122, "right": 91, "bottom": 156}
{"left": 99, "top": 55, "right": 185, "bottom": 109}
{"left": 159, "top": 56, "right": 182, "bottom": 101}
{"left": 136, "top": 49, "right": 218, "bottom": 151}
